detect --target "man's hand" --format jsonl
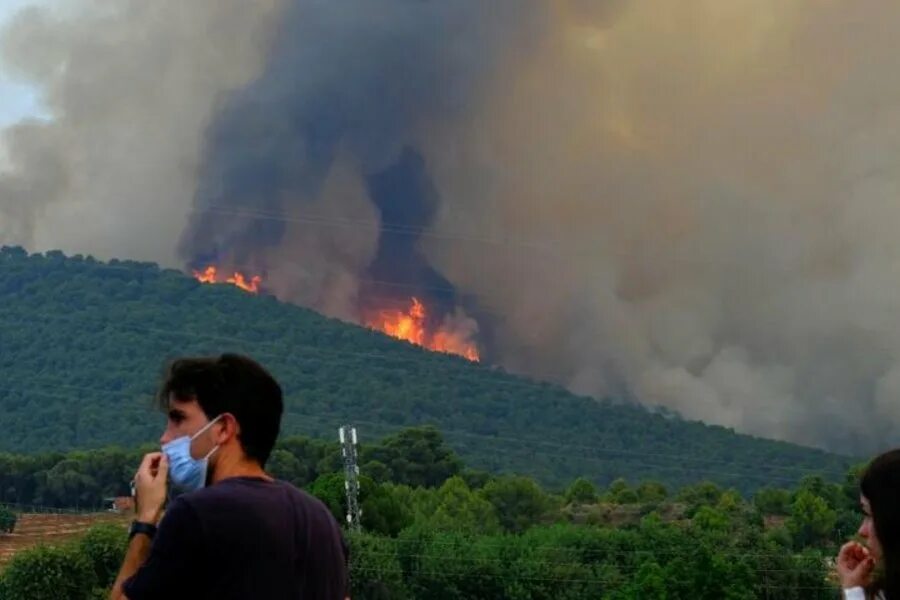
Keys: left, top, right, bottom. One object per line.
{"left": 837, "top": 541, "right": 875, "bottom": 589}
{"left": 134, "top": 452, "right": 168, "bottom": 525}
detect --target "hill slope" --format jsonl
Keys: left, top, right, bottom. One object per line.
{"left": 0, "top": 247, "right": 854, "bottom": 491}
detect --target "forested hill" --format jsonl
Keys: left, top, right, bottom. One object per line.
{"left": 0, "top": 247, "right": 853, "bottom": 492}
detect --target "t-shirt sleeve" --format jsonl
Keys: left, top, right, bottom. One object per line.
{"left": 122, "top": 497, "right": 201, "bottom": 600}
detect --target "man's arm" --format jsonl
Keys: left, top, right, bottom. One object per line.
{"left": 109, "top": 534, "right": 153, "bottom": 600}
{"left": 109, "top": 452, "right": 168, "bottom": 600}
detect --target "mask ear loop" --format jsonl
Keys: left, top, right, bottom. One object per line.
{"left": 199, "top": 415, "right": 224, "bottom": 475}
{"left": 190, "top": 414, "right": 224, "bottom": 441}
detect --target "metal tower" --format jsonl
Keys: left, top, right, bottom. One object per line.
{"left": 339, "top": 425, "right": 362, "bottom": 531}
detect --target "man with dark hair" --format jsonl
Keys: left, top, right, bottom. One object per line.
{"left": 110, "top": 354, "right": 348, "bottom": 600}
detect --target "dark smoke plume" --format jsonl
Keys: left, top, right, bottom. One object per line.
{"left": 6, "top": 1, "right": 900, "bottom": 454}
{"left": 181, "top": 0, "right": 546, "bottom": 328}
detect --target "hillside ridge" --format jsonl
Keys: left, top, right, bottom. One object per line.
{"left": 0, "top": 246, "right": 853, "bottom": 491}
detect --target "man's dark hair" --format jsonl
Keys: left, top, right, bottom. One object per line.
{"left": 158, "top": 353, "right": 283, "bottom": 466}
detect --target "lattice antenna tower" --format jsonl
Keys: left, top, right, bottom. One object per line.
{"left": 339, "top": 425, "right": 362, "bottom": 531}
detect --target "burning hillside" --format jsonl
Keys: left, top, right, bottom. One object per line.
{"left": 193, "top": 266, "right": 262, "bottom": 294}
{"left": 193, "top": 267, "right": 479, "bottom": 361}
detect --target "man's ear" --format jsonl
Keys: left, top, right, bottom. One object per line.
{"left": 219, "top": 413, "right": 239, "bottom": 444}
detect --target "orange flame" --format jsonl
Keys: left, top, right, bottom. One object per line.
{"left": 192, "top": 265, "right": 262, "bottom": 294}
{"left": 368, "top": 297, "right": 480, "bottom": 362}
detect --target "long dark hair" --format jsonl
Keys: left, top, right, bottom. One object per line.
{"left": 861, "top": 449, "right": 900, "bottom": 599}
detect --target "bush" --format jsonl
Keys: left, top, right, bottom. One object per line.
{"left": 0, "top": 544, "right": 96, "bottom": 600}
{"left": 78, "top": 523, "right": 128, "bottom": 589}
{"left": 0, "top": 506, "right": 16, "bottom": 534}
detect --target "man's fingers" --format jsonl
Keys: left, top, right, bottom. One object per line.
{"left": 136, "top": 452, "right": 163, "bottom": 479}
{"left": 156, "top": 454, "right": 169, "bottom": 478}
{"left": 138, "top": 452, "right": 163, "bottom": 470}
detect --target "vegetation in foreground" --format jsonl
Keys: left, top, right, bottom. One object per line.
{"left": 0, "top": 427, "right": 861, "bottom": 599}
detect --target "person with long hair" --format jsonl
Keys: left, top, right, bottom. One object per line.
{"left": 838, "top": 449, "right": 900, "bottom": 599}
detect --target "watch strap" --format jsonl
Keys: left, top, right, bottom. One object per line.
{"left": 129, "top": 520, "right": 158, "bottom": 540}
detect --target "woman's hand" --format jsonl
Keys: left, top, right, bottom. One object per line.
{"left": 837, "top": 541, "right": 875, "bottom": 589}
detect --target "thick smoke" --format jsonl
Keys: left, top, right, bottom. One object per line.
{"left": 4, "top": 0, "right": 900, "bottom": 453}
{"left": 0, "top": 0, "right": 283, "bottom": 264}
{"left": 181, "top": 0, "right": 546, "bottom": 327}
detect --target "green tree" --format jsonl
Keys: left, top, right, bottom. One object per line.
{"left": 34, "top": 459, "right": 101, "bottom": 508}
{"left": 423, "top": 476, "right": 500, "bottom": 533}
{"left": 691, "top": 505, "right": 731, "bottom": 534}
{"left": 717, "top": 489, "right": 744, "bottom": 515}
{"left": 604, "top": 478, "right": 638, "bottom": 504}
{"left": 309, "top": 472, "right": 347, "bottom": 524}
{"left": 361, "top": 426, "right": 462, "bottom": 488}
{"left": 613, "top": 561, "right": 667, "bottom": 599}
{"left": 267, "top": 449, "right": 305, "bottom": 486}
{"left": 636, "top": 481, "right": 668, "bottom": 503}
{"left": 677, "top": 481, "right": 723, "bottom": 516}
{"left": 564, "top": 477, "right": 598, "bottom": 504}
{"left": 361, "top": 483, "right": 414, "bottom": 537}
{"left": 361, "top": 460, "right": 392, "bottom": 484}
{"left": 481, "top": 475, "right": 552, "bottom": 533}
{"left": 348, "top": 533, "right": 410, "bottom": 599}
{"left": 0, "top": 505, "right": 16, "bottom": 533}
{"left": 796, "top": 475, "right": 842, "bottom": 510}
{"left": 787, "top": 490, "right": 837, "bottom": 547}
{"left": 754, "top": 487, "right": 791, "bottom": 516}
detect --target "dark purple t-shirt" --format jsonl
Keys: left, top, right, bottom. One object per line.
{"left": 123, "top": 477, "right": 348, "bottom": 600}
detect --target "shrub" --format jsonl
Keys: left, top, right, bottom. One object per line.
{"left": 78, "top": 523, "right": 128, "bottom": 589}
{"left": 0, "top": 506, "right": 16, "bottom": 534}
{"left": 0, "top": 544, "right": 96, "bottom": 600}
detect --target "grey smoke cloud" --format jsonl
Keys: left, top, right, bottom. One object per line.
{"left": 3, "top": 0, "right": 900, "bottom": 453}
{"left": 0, "top": 0, "right": 283, "bottom": 264}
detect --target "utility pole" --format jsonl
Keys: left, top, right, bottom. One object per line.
{"left": 339, "top": 425, "right": 362, "bottom": 531}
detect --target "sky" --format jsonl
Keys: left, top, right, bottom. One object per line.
{"left": 0, "top": 0, "right": 44, "bottom": 127}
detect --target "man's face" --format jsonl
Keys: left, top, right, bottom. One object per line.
{"left": 159, "top": 394, "right": 212, "bottom": 452}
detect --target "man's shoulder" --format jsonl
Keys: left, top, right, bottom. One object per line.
{"left": 180, "top": 477, "right": 328, "bottom": 512}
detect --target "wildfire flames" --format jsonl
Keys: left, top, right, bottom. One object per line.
{"left": 366, "top": 297, "right": 480, "bottom": 362}
{"left": 192, "top": 266, "right": 262, "bottom": 294}
{"left": 192, "top": 267, "right": 479, "bottom": 361}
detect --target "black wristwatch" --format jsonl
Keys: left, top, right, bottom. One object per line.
{"left": 129, "top": 521, "right": 158, "bottom": 541}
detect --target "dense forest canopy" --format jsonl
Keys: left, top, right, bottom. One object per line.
{"left": 0, "top": 247, "right": 854, "bottom": 492}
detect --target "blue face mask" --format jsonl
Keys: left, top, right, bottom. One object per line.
{"left": 162, "top": 415, "right": 222, "bottom": 491}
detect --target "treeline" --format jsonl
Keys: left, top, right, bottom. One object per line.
{"left": 0, "top": 246, "right": 853, "bottom": 493}
{"left": 0, "top": 426, "right": 459, "bottom": 510}
{"left": 0, "top": 427, "right": 865, "bottom": 598}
